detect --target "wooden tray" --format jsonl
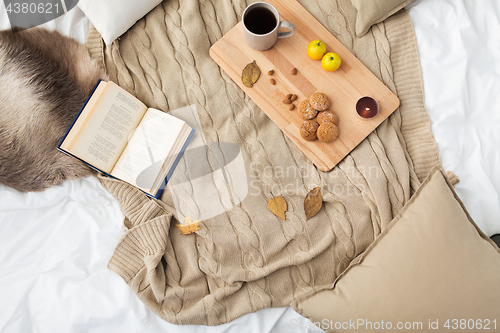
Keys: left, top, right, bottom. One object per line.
{"left": 209, "top": 0, "right": 399, "bottom": 171}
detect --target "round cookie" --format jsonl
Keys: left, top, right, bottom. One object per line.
{"left": 300, "top": 120, "right": 319, "bottom": 141}
{"left": 317, "top": 110, "right": 339, "bottom": 125}
{"left": 297, "top": 100, "right": 318, "bottom": 120}
{"left": 309, "top": 92, "right": 330, "bottom": 111}
{"left": 317, "top": 122, "right": 339, "bottom": 143}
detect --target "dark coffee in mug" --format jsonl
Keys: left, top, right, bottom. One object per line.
{"left": 241, "top": 2, "right": 294, "bottom": 50}
{"left": 244, "top": 7, "right": 277, "bottom": 35}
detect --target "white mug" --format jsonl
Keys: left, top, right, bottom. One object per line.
{"left": 242, "top": 2, "right": 295, "bottom": 51}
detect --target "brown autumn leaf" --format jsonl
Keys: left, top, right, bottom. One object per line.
{"left": 242, "top": 60, "right": 261, "bottom": 87}
{"left": 176, "top": 216, "right": 201, "bottom": 235}
{"left": 304, "top": 187, "right": 322, "bottom": 220}
{"left": 268, "top": 196, "right": 287, "bottom": 221}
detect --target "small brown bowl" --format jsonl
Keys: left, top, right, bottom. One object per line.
{"left": 356, "top": 96, "right": 379, "bottom": 119}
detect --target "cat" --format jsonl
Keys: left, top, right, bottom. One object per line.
{"left": 0, "top": 28, "right": 108, "bottom": 192}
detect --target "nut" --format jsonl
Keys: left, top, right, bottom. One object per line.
{"left": 286, "top": 93, "right": 293, "bottom": 99}
{"left": 291, "top": 94, "right": 298, "bottom": 101}
{"left": 268, "top": 70, "right": 274, "bottom": 75}
{"left": 291, "top": 68, "right": 297, "bottom": 75}
{"left": 270, "top": 78, "right": 276, "bottom": 85}
{"left": 283, "top": 99, "right": 292, "bottom": 104}
{"left": 289, "top": 104, "right": 295, "bottom": 110}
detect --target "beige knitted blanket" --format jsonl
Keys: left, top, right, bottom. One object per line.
{"left": 86, "top": 0, "right": 441, "bottom": 326}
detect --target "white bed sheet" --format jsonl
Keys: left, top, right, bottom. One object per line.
{"left": 1, "top": 1, "right": 499, "bottom": 332}
{"left": 407, "top": 0, "right": 500, "bottom": 237}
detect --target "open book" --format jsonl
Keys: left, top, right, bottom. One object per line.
{"left": 58, "top": 80, "right": 195, "bottom": 198}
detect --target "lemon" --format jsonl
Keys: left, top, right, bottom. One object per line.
{"left": 321, "top": 52, "right": 341, "bottom": 72}
{"left": 307, "top": 40, "right": 326, "bottom": 60}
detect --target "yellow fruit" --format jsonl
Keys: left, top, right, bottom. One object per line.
{"left": 307, "top": 40, "right": 326, "bottom": 60}
{"left": 321, "top": 52, "right": 341, "bottom": 72}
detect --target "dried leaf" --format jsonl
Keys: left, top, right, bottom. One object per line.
{"left": 304, "top": 187, "right": 322, "bottom": 220}
{"left": 268, "top": 196, "right": 287, "bottom": 221}
{"left": 176, "top": 216, "right": 201, "bottom": 235}
{"left": 242, "top": 60, "right": 261, "bottom": 87}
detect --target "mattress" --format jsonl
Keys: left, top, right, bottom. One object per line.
{"left": 0, "top": 0, "right": 498, "bottom": 332}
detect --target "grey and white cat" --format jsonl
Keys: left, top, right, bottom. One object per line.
{"left": 0, "top": 28, "right": 107, "bottom": 192}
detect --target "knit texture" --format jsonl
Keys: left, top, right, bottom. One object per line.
{"left": 87, "top": 0, "right": 441, "bottom": 325}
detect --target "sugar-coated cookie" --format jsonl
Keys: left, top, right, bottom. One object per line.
{"left": 317, "top": 110, "right": 339, "bottom": 125}
{"left": 308, "top": 92, "right": 330, "bottom": 111}
{"left": 317, "top": 122, "right": 339, "bottom": 143}
{"left": 297, "top": 100, "right": 318, "bottom": 120}
{"left": 300, "top": 120, "right": 319, "bottom": 141}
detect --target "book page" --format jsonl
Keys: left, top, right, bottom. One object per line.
{"left": 110, "top": 108, "right": 187, "bottom": 192}
{"left": 148, "top": 123, "right": 192, "bottom": 193}
{"left": 60, "top": 82, "right": 107, "bottom": 146}
{"left": 60, "top": 81, "right": 148, "bottom": 173}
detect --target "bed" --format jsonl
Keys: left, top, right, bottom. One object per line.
{"left": 0, "top": 0, "right": 499, "bottom": 332}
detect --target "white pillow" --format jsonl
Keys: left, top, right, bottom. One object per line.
{"left": 77, "top": 0, "right": 162, "bottom": 45}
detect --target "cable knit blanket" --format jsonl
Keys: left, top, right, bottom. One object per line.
{"left": 85, "top": 0, "right": 441, "bottom": 326}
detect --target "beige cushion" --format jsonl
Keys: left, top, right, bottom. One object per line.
{"left": 291, "top": 166, "right": 500, "bottom": 333}
{"left": 351, "top": 0, "right": 413, "bottom": 37}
